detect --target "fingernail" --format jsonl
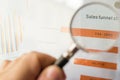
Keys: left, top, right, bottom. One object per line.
{"left": 39, "top": 66, "right": 65, "bottom": 80}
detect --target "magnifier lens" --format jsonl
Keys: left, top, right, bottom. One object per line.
{"left": 70, "top": 3, "right": 120, "bottom": 52}
{"left": 54, "top": 2, "right": 120, "bottom": 68}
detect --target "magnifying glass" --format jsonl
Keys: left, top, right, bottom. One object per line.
{"left": 54, "top": 2, "right": 120, "bottom": 68}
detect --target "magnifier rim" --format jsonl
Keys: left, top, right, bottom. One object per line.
{"left": 70, "top": 2, "right": 119, "bottom": 50}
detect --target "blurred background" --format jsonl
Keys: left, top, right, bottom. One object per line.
{"left": 0, "top": 0, "right": 120, "bottom": 80}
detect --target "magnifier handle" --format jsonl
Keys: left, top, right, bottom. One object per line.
{"left": 54, "top": 44, "right": 79, "bottom": 68}
{"left": 54, "top": 56, "right": 68, "bottom": 68}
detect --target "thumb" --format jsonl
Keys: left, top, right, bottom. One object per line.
{"left": 37, "top": 66, "right": 66, "bottom": 80}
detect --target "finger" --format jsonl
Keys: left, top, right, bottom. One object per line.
{"left": 11, "top": 51, "right": 56, "bottom": 79}
{"left": 14, "top": 53, "right": 27, "bottom": 62}
{"left": 21, "top": 51, "right": 56, "bottom": 69}
{"left": 0, "top": 60, "right": 11, "bottom": 70}
{"left": 37, "top": 65, "right": 66, "bottom": 80}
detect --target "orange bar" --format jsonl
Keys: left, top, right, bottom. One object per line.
{"left": 61, "top": 27, "right": 70, "bottom": 33}
{"left": 107, "top": 47, "right": 118, "bottom": 53}
{"left": 72, "top": 28, "right": 119, "bottom": 39}
{"left": 87, "top": 47, "right": 118, "bottom": 54}
{"left": 80, "top": 75, "right": 111, "bottom": 80}
{"left": 74, "top": 58, "right": 117, "bottom": 70}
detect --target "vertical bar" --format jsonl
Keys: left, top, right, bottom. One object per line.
{"left": 13, "top": 11, "right": 19, "bottom": 51}
{"left": 1, "top": 16, "right": 7, "bottom": 54}
{"left": 4, "top": 16, "right": 9, "bottom": 54}
{"left": 0, "top": 17, "right": 3, "bottom": 54}
{"left": 9, "top": 14, "right": 16, "bottom": 52}
{"left": 6, "top": 15, "right": 11, "bottom": 54}
{"left": 18, "top": 16, "right": 23, "bottom": 43}
{"left": 8, "top": 15, "right": 13, "bottom": 53}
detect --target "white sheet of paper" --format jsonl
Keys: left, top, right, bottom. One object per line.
{"left": 0, "top": 0, "right": 120, "bottom": 80}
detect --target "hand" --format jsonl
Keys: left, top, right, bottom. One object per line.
{"left": 0, "top": 51, "right": 66, "bottom": 80}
